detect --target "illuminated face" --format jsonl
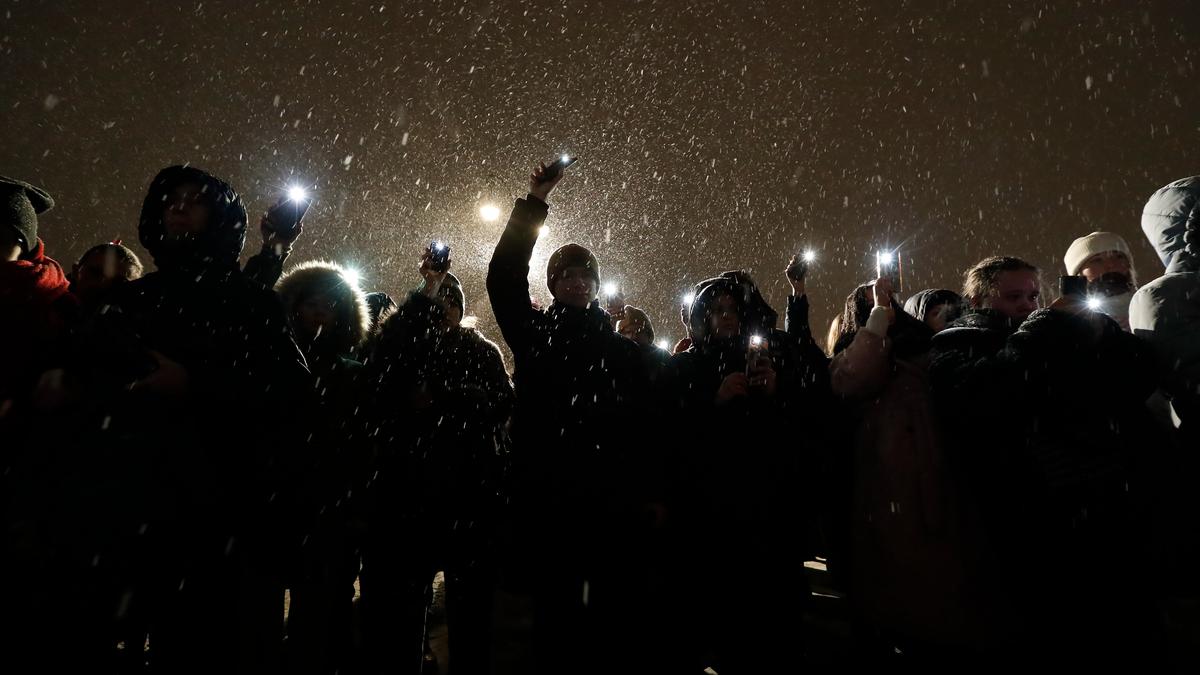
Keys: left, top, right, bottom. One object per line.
{"left": 552, "top": 266, "right": 597, "bottom": 309}
{"left": 707, "top": 293, "right": 741, "bottom": 339}
{"left": 1078, "top": 251, "right": 1131, "bottom": 284}
{"left": 981, "top": 270, "right": 1041, "bottom": 321}
{"left": 163, "top": 182, "right": 211, "bottom": 238}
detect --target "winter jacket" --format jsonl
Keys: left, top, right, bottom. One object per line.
{"left": 275, "top": 261, "right": 373, "bottom": 530}
{"left": 657, "top": 271, "right": 831, "bottom": 558}
{"left": 368, "top": 291, "right": 514, "bottom": 516}
{"left": 1130, "top": 175, "right": 1200, "bottom": 426}
{"left": 486, "top": 197, "right": 651, "bottom": 513}
{"left": 930, "top": 307, "right": 1158, "bottom": 646}
{"left": 830, "top": 309, "right": 993, "bottom": 646}
{"left": 82, "top": 166, "right": 311, "bottom": 524}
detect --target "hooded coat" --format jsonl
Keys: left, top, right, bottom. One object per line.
{"left": 653, "top": 271, "right": 832, "bottom": 670}
{"left": 1130, "top": 175, "right": 1200, "bottom": 427}
{"left": 88, "top": 164, "right": 311, "bottom": 538}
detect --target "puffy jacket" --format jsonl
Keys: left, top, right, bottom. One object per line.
{"left": 1130, "top": 175, "right": 1200, "bottom": 425}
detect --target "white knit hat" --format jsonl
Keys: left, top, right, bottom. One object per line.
{"left": 1064, "top": 231, "right": 1133, "bottom": 276}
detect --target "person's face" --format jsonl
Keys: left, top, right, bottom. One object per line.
{"left": 295, "top": 292, "right": 337, "bottom": 343}
{"left": 617, "top": 319, "right": 651, "bottom": 346}
{"left": 163, "top": 182, "right": 211, "bottom": 238}
{"left": 552, "top": 266, "right": 597, "bottom": 309}
{"left": 1078, "top": 251, "right": 1132, "bottom": 284}
{"left": 924, "top": 303, "right": 950, "bottom": 333}
{"left": 73, "top": 249, "right": 137, "bottom": 302}
{"left": 707, "top": 293, "right": 741, "bottom": 339}
{"left": 0, "top": 228, "right": 20, "bottom": 262}
{"left": 981, "top": 270, "right": 1040, "bottom": 321}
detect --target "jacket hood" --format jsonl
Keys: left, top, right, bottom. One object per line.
{"left": 138, "top": 165, "right": 247, "bottom": 271}
{"left": 903, "top": 289, "right": 963, "bottom": 324}
{"left": 275, "top": 260, "right": 370, "bottom": 354}
{"left": 687, "top": 270, "right": 778, "bottom": 344}
{"left": 1141, "top": 175, "right": 1200, "bottom": 274}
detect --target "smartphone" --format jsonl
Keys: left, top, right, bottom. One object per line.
{"left": 536, "top": 154, "right": 579, "bottom": 183}
{"left": 746, "top": 335, "right": 770, "bottom": 376}
{"left": 1059, "top": 274, "right": 1088, "bottom": 299}
{"left": 428, "top": 240, "right": 451, "bottom": 272}
{"left": 876, "top": 251, "right": 903, "bottom": 295}
{"left": 265, "top": 192, "right": 311, "bottom": 237}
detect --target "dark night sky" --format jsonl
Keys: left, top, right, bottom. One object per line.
{"left": 3, "top": 0, "right": 1198, "bottom": 347}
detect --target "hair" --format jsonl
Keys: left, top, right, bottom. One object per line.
{"left": 275, "top": 260, "right": 371, "bottom": 354}
{"left": 833, "top": 284, "right": 874, "bottom": 354}
{"left": 961, "top": 256, "right": 1039, "bottom": 307}
{"left": 824, "top": 314, "right": 843, "bottom": 357}
{"left": 833, "top": 282, "right": 934, "bottom": 358}
{"left": 76, "top": 242, "right": 144, "bottom": 280}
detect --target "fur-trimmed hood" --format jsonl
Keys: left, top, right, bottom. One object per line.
{"left": 275, "top": 260, "right": 370, "bottom": 354}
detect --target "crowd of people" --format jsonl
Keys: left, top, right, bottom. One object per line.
{"left": 1, "top": 162, "right": 1198, "bottom": 674}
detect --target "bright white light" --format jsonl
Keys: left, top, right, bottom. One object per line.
{"left": 479, "top": 204, "right": 501, "bottom": 221}
{"left": 287, "top": 186, "right": 308, "bottom": 202}
{"left": 602, "top": 282, "right": 619, "bottom": 297}
{"left": 877, "top": 251, "right": 894, "bottom": 264}
{"left": 432, "top": 240, "right": 446, "bottom": 251}
{"left": 343, "top": 267, "right": 363, "bottom": 288}
{"left": 683, "top": 292, "right": 695, "bottom": 306}
{"left": 656, "top": 339, "right": 669, "bottom": 351}
{"left": 803, "top": 250, "right": 816, "bottom": 263}
{"left": 538, "top": 225, "right": 549, "bottom": 237}
{"left": 561, "top": 154, "right": 571, "bottom": 163}
{"left": 750, "top": 335, "right": 764, "bottom": 347}
{"left": 1086, "top": 297, "right": 1102, "bottom": 310}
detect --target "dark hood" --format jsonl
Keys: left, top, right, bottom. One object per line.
{"left": 687, "top": 270, "right": 778, "bottom": 345}
{"left": 1141, "top": 175, "right": 1200, "bottom": 274}
{"left": 138, "top": 165, "right": 247, "bottom": 271}
{"left": 903, "top": 288, "right": 963, "bottom": 324}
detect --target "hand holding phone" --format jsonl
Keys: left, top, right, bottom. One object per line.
{"left": 265, "top": 187, "right": 311, "bottom": 238}
{"left": 875, "top": 251, "right": 902, "bottom": 296}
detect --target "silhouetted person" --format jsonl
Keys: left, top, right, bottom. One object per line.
{"left": 656, "top": 269, "right": 831, "bottom": 674}
{"left": 76, "top": 165, "right": 311, "bottom": 673}
{"left": 830, "top": 277, "right": 992, "bottom": 665}
{"left": 486, "top": 163, "right": 655, "bottom": 675}
{"left": 275, "top": 260, "right": 371, "bottom": 675}
{"left": 363, "top": 252, "right": 513, "bottom": 675}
